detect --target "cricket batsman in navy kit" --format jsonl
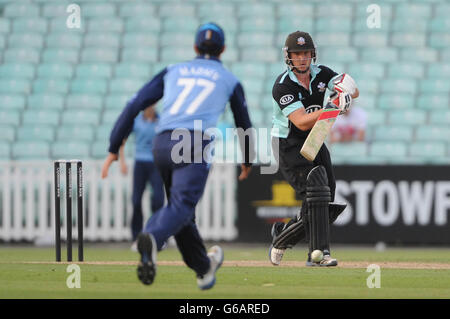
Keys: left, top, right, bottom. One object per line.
{"left": 104, "top": 23, "right": 254, "bottom": 289}
{"left": 269, "top": 31, "right": 360, "bottom": 267}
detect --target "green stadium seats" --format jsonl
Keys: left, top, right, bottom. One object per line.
{"left": 163, "top": 17, "right": 199, "bottom": 32}
{"left": 355, "top": 79, "right": 378, "bottom": 95}
{"left": 261, "top": 95, "right": 274, "bottom": 111}
{"left": 355, "top": 3, "right": 393, "bottom": 21}
{"left": 37, "top": 63, "right": 74, "bottom": 78}
{"left": 0, "top": 18, "right": 11, "bottom": 33}
{"left": 33, "top": 79, "right": 69, "bottom": 94}
{"left": 316, "top": 33, "right": 351, "bottom": 47}
{"left": 199, "top": 16, "right": 238, "bottom": 35}
{"left": 87, "top": 18, "right": 124, "bottom": 32}
{"left": 238, "top": 3, "right": 273, "bottom": 17}
{"left": 374, "top": 126, "right": 413, "bottom": 141}
{"left": 429, "top": 33, "right": 450, "bottom": 49}
{"left": 417, "top": 94, "right": 449, "bottom": 110}
{"left": 221, "top": 48, "right": 239, "bottom": 63}
{"left": 84, "top": 33, "right": 121, "bottom": 48}
{"left": 237, "top": 32, "right": 274, "bottom": 47}
{"left": 392, "top": 33, "right": 426, "bottom": 47}
{"left": 46, "top": 33, "right": 82, "bottom": 48}
{"left": 395, "top": 3, "right": 432, "bottom": 18}
{"left": 348, "top": 63, "right": 384, "bottom": 79}
{"left": 241, "top": 47, "right": 279, "bottom": 62}
{"left": 410, "top": 142, "right": 446, "bottom": 158}
{"left": 388, "top": 63, "right": 424, "bottom": 78}
{"left": 434, "top": 4, "right": 450, "bottom": 17}
{"left": 160, "top": 32, "right": 195, "bottom": 47}
{"left": 198, "top": 3, "right": 234, "bottom": 17}
{"left": 4, "top": 4, "right": 39, "bottom": 17}
{"left": 66, "top": 94, "right": 103, "bottom": 110}
{"left": 115, "top": 63, "right": 152, "bottom": 78}
{"left": 241, "top": 18, "right": 276, "bottom": 33}
{"left": 12, "top": 17, "right": 47, "bottom": 33}
{"left": 317, "top": 3, "right": 352, "bottom": 17}
{"left": 91, "top": 140, "right": 109, "bottom": 159}
{"left": 361, "top": 48, "right": 398, "bottom": 62}
{"left": 82, "top": 3, "right": 116, "bottom": 17}
{"left": 278, "top": 4, "right": 314, "bottom": 17}
{"left": 42, "top": 48, "right": 78, "bottom": 63}
{"left": 366, "top": 109, "right": 385, "bottom": 126}
{"left": 0, "top": 94, "right": 25, "bottom": 110}
{"left": 159, "top": 3, "right": 196, "bottom": 17}
{"left": 380, "top": 79, "right": 417, "bottom": 94}
{"left": 352, "top": 32, "right": 388, "bottom": 47}
{"left": 52, "top": 142, "right": 90, "bottom": 159}
{"left": 125, "top": 18, "right": 161, "bottom": 32}
{"left": 61, "top": 110, "right": 100, "bottom": 125}
{"left": 0, "top": 79, "right": 30, "bottom": 94}
{"left": 4, "top": 48, "right": 40, "bottom": 63}
{"left": 370, "top": 142, "right": 408, "bottom": 158}
{"left": 231, "top": 62, "right": 267, "bottom": 78}
{"left": 22, "top": 110, "right": 59, "bottom": 125}
{"left": 49, "top": 17, "right": 85, "bottom": 33}
{"left": 76, "top": 63, "right": 112, "bottom": 78}
{"left": 416, "top": 126, "right": 450, "bottom": 142}
{"left": 0, "top": 63, "right": 35, "bottom": 79}
{"left": 102, "top": 109, "right": 122, "bottom": 125}
{"left": 16, "top": 125, "right": 54, "bottom": 142}
{"left": 119, "top": 3, "right": 156, "bottom": 17}
{"left": 8, "top": 32, "right": 44, "bottom": 48}
{"left": 240, "top": 78, "right": 264, "bottom": 94}
{"left": 277, "top": 19, "right": 314, "bottom": 34}
{"left": 429, "top": 18, "right": 450, "bottom": 32}
{"left": 13, "top": 142, "right": 50, "bottom": 160}
{"left": 429, "top": 110, "right": 450, "bottom": 125}
{"left": 104, "top": 94, "right": 130, "bottom": 109}
{"left": 70, "top": 79, "right": 108, "bottom": 94}
{"left": 57, "top": 125, "right": 95, "bottom": 142}
{"left": 316, "top": 19, "right": 352, "bottom": 32}
{"left": 388, "top": 110, "right": 426, "bottom": 125}
{"left": 378, "top": 94, "right": 414, "bottom": 109}
{"left": 27, "top": 94, "right": 65, "bottom": 110}
{"left": 354, "top": 94, "right": 376, "bottom": 109}
{"left": 391, "top": 19, "right": 427, "bottom": 32}
{"left": 42, "top": 3, "right": 69, "bottom": 17}
{"left": 81, "top": 48, "right": 118, "bottom": 63}
{"left": 0, "top": 142, "right": 10, "bottom": 159}
{"left": 109, "top": 78, "right": 145, "bottom": 94}
{"left": 0, "top": 125, "right": 15, "bottom": 142}
{"left": 160, "top": 47, "right": 193, "bottom": 62}
{"left": 353, "top": 18, "right": 390, "bottom": 32}
{"left": 96, "top": 124, "right": 113, "bottom": 140}
{"left": 122, "top": 48, "right": 158, "bottom": 62}
{"left": 420, "top": 80, "right": 450, "bottom": 93}
{"left": 321, "top": 48, "right": 358, "bottom": 62}
{"left": 0, "top": 110, "right": 20, "bottom": 125}
{"left": 330, "top": 142, "right": 368, "bottom": 158}
{"left": 400, "top": 48, "right": 438, "bottom": 62}
{"left": 122, "top": 33, "right": 158, "bottom": 48}
{"left": 427, "top": 63, "right": 450, "bottom": 78}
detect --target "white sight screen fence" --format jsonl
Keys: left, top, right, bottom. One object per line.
{"left": 0, "top": 161, "right": 237, "bottom": 242}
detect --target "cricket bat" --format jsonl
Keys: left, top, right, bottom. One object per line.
{"left": 300, "top": 103, "right": 340, "bottom": 162}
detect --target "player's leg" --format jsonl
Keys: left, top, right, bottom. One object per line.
{"left": 148, "top": 161, "right": 165, "bottom": 213}
{"left": 131, "top": 161, "right": 148, "bottom": 242}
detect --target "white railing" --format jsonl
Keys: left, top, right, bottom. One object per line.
{"left": 0, "top": 160, "right": 237, "bottom": 242}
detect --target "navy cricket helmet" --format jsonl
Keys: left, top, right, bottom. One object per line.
{"left": 195, "top": 22, "right": 225, "bottom": 56}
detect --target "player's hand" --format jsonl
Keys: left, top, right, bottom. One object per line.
{"left": 101, "top": 153, "right": 118, "bottom": 179}
{"left": 120, "top": 162, "right": 128, "bottom": 176}
{"left": 327, "top": 90, "right": 352, "bottom": 115}
{"left": 238, "top": 164, "right": 252, "bottom": 181}
{"left": 333, "top": 73, "right": 357, "bottom": 96}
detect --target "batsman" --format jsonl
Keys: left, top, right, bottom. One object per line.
{"left": 269, "top": 31, "right": 359, "bottom": 266}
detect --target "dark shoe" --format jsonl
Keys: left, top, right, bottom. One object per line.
{"left": 137, "top": 232, "right": 157, "bottom": 285}
{"left": 306, "top": 254, "right": 338, "bottom": 267}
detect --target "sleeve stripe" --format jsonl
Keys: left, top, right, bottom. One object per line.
{"left": 281, "top": 101, "right": 303, "bottom": 117}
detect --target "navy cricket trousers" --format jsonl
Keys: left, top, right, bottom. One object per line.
{"left": 144, "top": 130, "right": 211, "bottom": 277}
{"left": 131, "top": 160, "right": 165, "bottom": 241}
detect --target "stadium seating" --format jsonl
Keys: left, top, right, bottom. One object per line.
{"left": 0, "top": 0, "right": 447, "bottom": 164}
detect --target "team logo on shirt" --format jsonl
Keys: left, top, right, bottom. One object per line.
{"left": 297, "top": 37, "right": 305, "bottom": 45}
{"left": 279, "top": 94, "right": 294, "bottom": 105}
{"left": 317, "top": 82, "right": 326, "bottom": 92}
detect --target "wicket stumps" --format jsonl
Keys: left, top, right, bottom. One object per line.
{"left": 54, "top": 160, "right": 83, "bottom": 262}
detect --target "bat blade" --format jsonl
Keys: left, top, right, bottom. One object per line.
{"left": 300, "top": 107, "right": 340, "bottom": 162}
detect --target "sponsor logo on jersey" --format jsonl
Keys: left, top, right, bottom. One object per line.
{"left": 304, "top": 104, "right": 321, "bottom": 114}
{"left": 317, "top": 82, "right": 326, "bottom": 92}
{"left": 279, "top": 94, "right": 294, "bottom": 105}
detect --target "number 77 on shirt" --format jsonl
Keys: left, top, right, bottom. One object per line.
{"left": 300, "top": 103, "right": 340, "bottom": 162}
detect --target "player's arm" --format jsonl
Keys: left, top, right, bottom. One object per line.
{"left": 118, "top": 138, "right": 128, "bottom": 175}
{"left": 288, "top": 108, "right": 322, "bottom": 131}
{"left": 108, "top": 68, "right": 167, "bottom": 155}
{"left": 229, "top": 82, "right": 255, "bottom": 180}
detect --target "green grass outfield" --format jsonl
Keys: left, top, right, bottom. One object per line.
{"left": 1, "top": 244, "right": 450, "bottom": 299}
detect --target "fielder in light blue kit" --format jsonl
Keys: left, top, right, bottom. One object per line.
{"left": 104, "top": 23, "right": 254, "bottom": 289}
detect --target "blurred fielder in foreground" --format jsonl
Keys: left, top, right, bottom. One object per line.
{"left": 104, "top": 23, "right": 254, "bottom": 289}
{"left": 102, "top": 105, "right": 164, "bottom": 251}
{"left": 269, "top": 31, "right": 359, "bottom": 267}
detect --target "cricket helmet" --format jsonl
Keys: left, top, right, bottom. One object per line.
{"left": 283, "top": 31, "right": 317, "bottom": 71}
{"left": 195, "top": 22, "right": 225, "bottom": 56}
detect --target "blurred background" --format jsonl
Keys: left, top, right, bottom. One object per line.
{"left": 0, "top": 0, "right": 449, "bottom": 247}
